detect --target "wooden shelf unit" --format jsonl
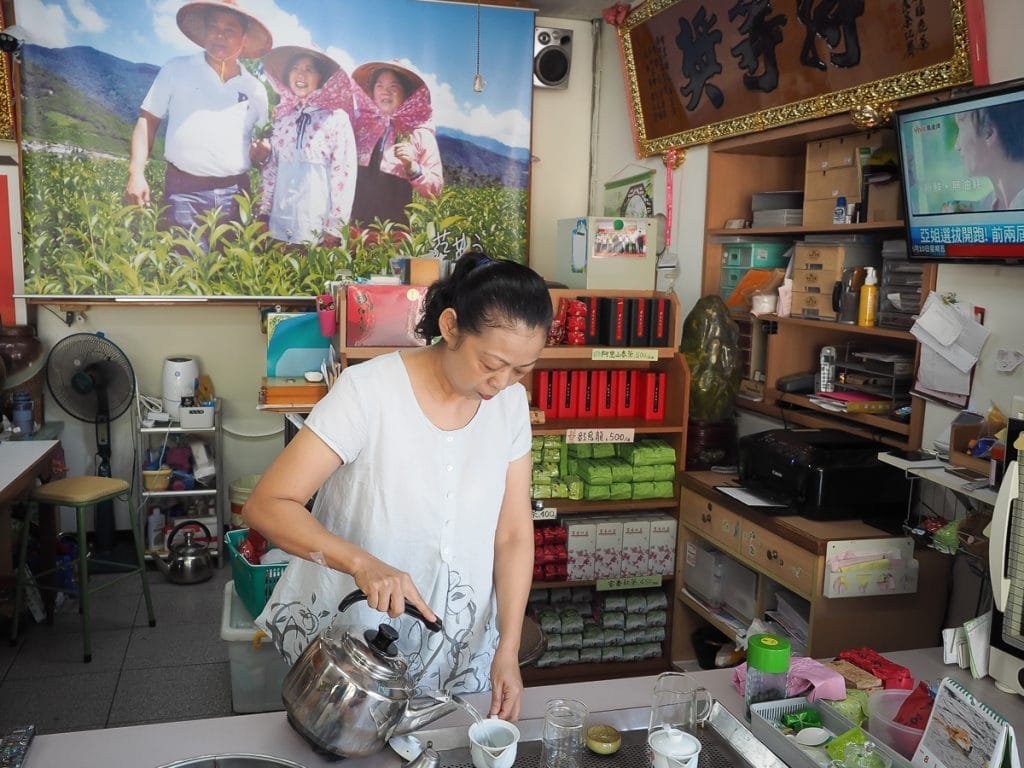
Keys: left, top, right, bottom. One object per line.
{"left": 702, "top": 111, "right": 938, "bottom": 450}
{"left": 334, "top": 285, "right": 690, "bottom": 685}
{"left": 673, "top": 472, "right": 951, "bottom": 661}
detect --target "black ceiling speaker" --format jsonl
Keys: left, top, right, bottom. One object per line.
{"left": 534, "top": 26, "right": 572, "bottom": 89}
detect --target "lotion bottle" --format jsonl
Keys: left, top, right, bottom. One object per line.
{"left": 857, "top": 266, "right": 878, "bottom": 327}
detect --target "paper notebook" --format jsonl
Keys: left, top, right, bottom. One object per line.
{"left": 911, "top": 676, "right": 1019, "bottom": 768}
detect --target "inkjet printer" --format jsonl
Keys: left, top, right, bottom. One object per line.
{"left": 737, "top": 428, "right": 909, "bottom": 527}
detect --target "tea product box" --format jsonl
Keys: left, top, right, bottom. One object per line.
{"left": 564, "top": 519, "right": 596, "bottom": 581}
{"left": 648, "top": 514, "right": 678, "bottom": 576}
{"left": 593, "top": 517, "right": 623, "bottom": 578}
{"left": 620, "top": 517, "right": 651, "bottom": 576}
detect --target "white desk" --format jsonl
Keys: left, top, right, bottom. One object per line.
{"left": 0, "top": 439, "right": 61, "bottom": 591}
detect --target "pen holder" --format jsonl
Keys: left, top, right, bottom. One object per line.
{"left": 317, "top": 294, "right": 337, "bottom": 338}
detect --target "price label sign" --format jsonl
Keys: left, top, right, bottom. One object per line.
{"left": 565, "top": 428, "right": 636, "bottom": 444}
{"left": 591, "top": 348, "right": 660, "bottom": 362}
{"left": 532, "top": 507, "right": 557, "bottom": 521}
{"left": 596, "top": 575, "right": 662, "bottom": 591}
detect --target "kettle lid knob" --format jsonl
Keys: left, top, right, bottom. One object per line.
{"left": 365, "top": 623, "right": 399, "bottom": 657}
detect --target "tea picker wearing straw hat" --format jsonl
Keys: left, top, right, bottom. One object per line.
{"left": 350, "top": 60, "right": 443, "bottom": 227}
{"left": 257, "top": 45, "right": 358, "bottom": 247}
{"left": 125, "top": 0, "right": 272, "bottom": 233}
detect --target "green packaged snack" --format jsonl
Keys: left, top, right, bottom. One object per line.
{"left": 608, "top": 459, "right": 633, "bottom": 483}
{"left": 592, "top": 443, "right": 616, "bottom": 459}
{"left": 609, "top": 482, "right": 633, "bottom": 500}
{"left": 543, "top": 435, "right": 562, "bottom": 448}
{"left": 567, "top": 457, "right": 578, "bottom": 476}
{"left": 542, "top": 446, "right": 561, "bottom": 463}
{"left": 826, "top": 690, "right": 869, "bottom": 726}
{"left": 781, "top": 710, "right": 822, "bottom": 731}
{"left": 532, "top": 469, "right": 553, "bottom": 486}
{"left": 551, "top": 480, "right": 569, "bottom": 498}
{"left": 631, "top": 464, "right": 655, "bottom": 482}
{"left": 540, "top": 460, "right": 560, "bottom": 478}
{"left": 583, "top": 482, "right": 610, "bottom": 500}
{"left": 652, "top": 463, "right": 676, "bottom": 482}
{"left": 532, "top": 484, "right": 552, "bottom": 499}
{"left": 578, "top": 459, "right": 612, "bottom": 485}
{"left": 566, "top": 475, "right": 584, "bottom": 500}
{"left": 618, "top": 440, "right": 676, "bottom": 466}
{"left": 532, "top": 448, "right": 542, "bottom": 464}
{"left": 652, "top": 480, "right": 675, "bottom": 498}
{"left": 531, "top": 436, "right": 545, "bottom": 451}
{"left": 632, "top": 481, "right": 656, "bottom": 499}
{"left": 569, "top": 443, "right": 593, "bottom": 459}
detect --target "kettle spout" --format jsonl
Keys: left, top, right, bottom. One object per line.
{"left": 392, "top": 690, "right": 460, "bottom": 737}
{"left": 152, "top": 554, "right": 170, "bottom": 577}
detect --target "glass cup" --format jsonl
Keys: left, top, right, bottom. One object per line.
{"left": 648, "top": 671, "right": 713, "bottom": 736}
{"left": 539, "top": 698, "right": 588, "bottom": 768}
{"left": 828, "top": 741, "right": 892, "bottom": 768}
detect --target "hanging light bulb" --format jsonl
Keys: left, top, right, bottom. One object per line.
{"left": 473, "top": 1, "right": 485, "bottom": 93}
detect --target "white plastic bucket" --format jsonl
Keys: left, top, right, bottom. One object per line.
{"left": 229, "top": 474, "right": 262, "bottom": 528}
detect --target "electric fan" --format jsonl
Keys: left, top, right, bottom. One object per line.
{"left": 46, "top": 332, "right": 136, "bottom": 554}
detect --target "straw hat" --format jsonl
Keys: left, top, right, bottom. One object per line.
{"left": 351, "top": 61, "right": 425, "bottom": 97}
{"left": 176, "top": 0, "right": 273, "bottom": 59}
{"left": 263, "top": 45, "right": 340, "bottom": 86}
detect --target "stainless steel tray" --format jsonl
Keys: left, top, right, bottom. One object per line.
{"left": 411, "top": 700, "right": 787, "bottom": 768}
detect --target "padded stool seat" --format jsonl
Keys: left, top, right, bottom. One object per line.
{"left": 10, "top": 475, "right": 155, "bottom": 662}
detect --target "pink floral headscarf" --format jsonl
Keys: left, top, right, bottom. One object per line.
{"left": 267, "top": 66, "right": 355, "bottom": 123}
{"left": 352, "top": 78, "right": 435, "bottom": 167}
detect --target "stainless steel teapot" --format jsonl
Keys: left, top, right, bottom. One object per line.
{"left": 282, "top": 589, "right": 457, "bottom": 759}
{"left": 153, "top": 520, "right": 214, "bottom": 584}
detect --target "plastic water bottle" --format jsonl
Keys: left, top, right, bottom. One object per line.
{"left": 745, "top": 634, "right": 791, "bottom": 719}
{"left": 11, "top": 390, "right": 33, "bottom": 436}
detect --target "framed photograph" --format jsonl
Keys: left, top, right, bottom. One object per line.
{"left": 6, "top": 0, "right": 535, "bottom": 299}
{"left": 620, "top": 0, "right": 974, "bottom": 156}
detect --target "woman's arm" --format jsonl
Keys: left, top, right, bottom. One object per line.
{"left": 488, "top": 451, "right": 534, "bottom": 721}
{"left": 409, "top": 127, "right": 443, "bottom": 199}
{"left": 241, "top": 427, "right": 436, "bottom": 621}
{"left": 323, "top": 111, "right": 358, "bottom": 234}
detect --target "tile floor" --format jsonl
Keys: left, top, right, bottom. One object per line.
{"left": 0, "top": 561, "right": 240, "bottom": 736}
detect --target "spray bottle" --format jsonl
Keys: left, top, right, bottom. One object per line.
{"left": 857, "top": 266, "right": 878, "bottom": 327}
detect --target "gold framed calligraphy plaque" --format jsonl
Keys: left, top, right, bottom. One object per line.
{"left": 621, "top": 0, "right": 973, "bottom": 156}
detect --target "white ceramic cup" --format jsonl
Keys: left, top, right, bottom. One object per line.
{"left": 468, "top": 718, "right": 520, "bottom": 768}
{"left": 648, "top": 727, "right": 702, "bottom": 768}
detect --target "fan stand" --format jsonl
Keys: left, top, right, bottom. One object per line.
{"left": 89, "top": 401, "right": 137, "bottom": 571}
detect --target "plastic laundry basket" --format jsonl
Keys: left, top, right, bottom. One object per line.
{"left": 229, "top": 474, "right": 262, "bottom": 527}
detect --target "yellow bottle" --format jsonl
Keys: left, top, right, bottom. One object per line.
{"left": 857, "top": 266, "right": 878, "bottom": 327}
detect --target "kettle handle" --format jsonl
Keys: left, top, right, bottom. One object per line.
{"left": 338, "top": 589, "right": 443, "bottom": 633}
{"left": 167, "top": 519, "right": 213, "bottom": 550}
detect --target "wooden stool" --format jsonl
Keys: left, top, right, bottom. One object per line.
{"left": 9, "top": 476, "right": 156, "bottom": 662}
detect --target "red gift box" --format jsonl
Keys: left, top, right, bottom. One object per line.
{"left": 346, "top": 284, "right": 428, "bottom": 347}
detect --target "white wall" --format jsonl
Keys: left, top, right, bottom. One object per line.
{"left": 33, "top": 305, "right": 285, "bottom": 530}
{"left": 528, "top": 17, "right": 597, "bottom": 280}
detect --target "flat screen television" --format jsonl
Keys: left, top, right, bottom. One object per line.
{"left": 894, "top": 78, "right": 1024, "bottom": 263}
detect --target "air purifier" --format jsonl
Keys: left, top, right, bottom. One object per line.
{"left": 162, "top": 356, "right": 199, "bottom": 420}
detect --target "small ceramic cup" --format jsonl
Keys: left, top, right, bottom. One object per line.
{"left": 468, "top": 718, "right": 520, "bottom": 768}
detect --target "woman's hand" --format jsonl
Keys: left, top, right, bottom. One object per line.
{"left": 352, "top": 554, "right": 437, "bottom": 624}
{"left": 250, "top": 138, "right": 272, "bottom": 166}
{"left": 488, "top": 646, "right": 524, "bottom": 721}
{"left": 394, "top": 141, "right": 418, "bottom": 174}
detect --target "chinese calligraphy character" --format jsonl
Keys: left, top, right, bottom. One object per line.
{"left": 675, "top": 6, "right": 724, "bottom": 110}
{"left": 729, "top": 0, "right": 787, "bottom": 92}
{"left": 796, "top": 0, "right": 865, "bottom": 70}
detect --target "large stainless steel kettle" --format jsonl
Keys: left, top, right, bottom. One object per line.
{"left": 282, "top": 589, "right": 457, "bottom": 758}
{"left": 153, "top": 520, "right": 214, "bottom": 584}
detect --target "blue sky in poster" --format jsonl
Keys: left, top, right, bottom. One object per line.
{"left": 13, "top": 0, "right": 535, "bottom": 149}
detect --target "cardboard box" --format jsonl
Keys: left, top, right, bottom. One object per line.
{"left": 949, "top": 418, "right": 991, "bottom": 476}
{"left": 564, "top": 519, "right": 596, "bottom": 581}
{"left": 866, "top": 179, "right": 902, "bottom": 223}
{"left": 620, "top": 517, "right": 651, "bottom": 576}
{"left": 803, "top": 130, "right": 894, "bottom": 227}
{"left": 401, "top": 257, "right": 441, "bottom": 286}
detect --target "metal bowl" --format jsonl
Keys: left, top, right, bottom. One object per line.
{"left": 155, "top": 755, "right": 308, "bottom": 768}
